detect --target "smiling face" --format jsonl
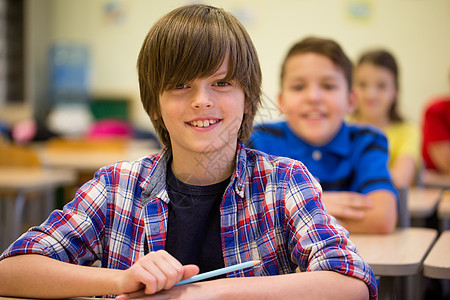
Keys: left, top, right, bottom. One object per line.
{"left": 159, "top": 57, "right": 246, "bottom": 160}
{"left": 353, "top": 62, "right": 398, "bottom": 124}
{"left": 278, "top": 52, "right": 354, "bottom": 146}
{"left": 137, "top": 5, "right": 262, "bottom": 148}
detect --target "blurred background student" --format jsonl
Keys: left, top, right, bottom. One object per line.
{"left": 421, "top": 69, "right": 450, "bottom": 175}
{"left": 351, "top": 49, "right": 421, "bottom": 188}
{"left": 248, "top": 37, "right": 398, "bottom": 234}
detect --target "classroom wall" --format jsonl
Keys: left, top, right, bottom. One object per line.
{"left": 27, "top": 0, "right": 450, "bottom": 130}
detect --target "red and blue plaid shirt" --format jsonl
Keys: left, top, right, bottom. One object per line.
{"left": 1, "top": 141, "right": 377, "bottom": 299}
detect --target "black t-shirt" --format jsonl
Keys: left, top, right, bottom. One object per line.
{"left": 163, "top": 163, "right": 229, "bottom": 276}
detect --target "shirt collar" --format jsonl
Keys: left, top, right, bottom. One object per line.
{"left": 325, "top": 122, "right": 352, "bottom": 157}
{"left": 231, "top": 140, "right": 247, "bottom": 198}
{"left": 141, "top": 147, "right": 171, "bottom": 205}
{"left": 284, "top": 121, "right": 351, "bottom": 157}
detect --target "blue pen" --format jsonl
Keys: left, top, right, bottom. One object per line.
{"left": 175, "top": 260, "right": 260, "bottom": 286}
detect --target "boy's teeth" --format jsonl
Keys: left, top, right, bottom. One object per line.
{"left": 308, "top": 113, "right": 321, "bottom": 118}
{"left": 190, "top": 119, "right": 217, "bottom": 127}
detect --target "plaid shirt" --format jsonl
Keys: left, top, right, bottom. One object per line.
{"left": 1, "top": 141, "right": 377, "bottom": 299}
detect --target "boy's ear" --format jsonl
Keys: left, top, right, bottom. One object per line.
{"left": 347, "top": 90, "right": 357, "bottom": 114}
{"left": 277, "top": 93, "right": 285, "bottom": 114}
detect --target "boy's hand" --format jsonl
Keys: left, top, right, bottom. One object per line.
{"left": 116, "top": 250, "right": 199, "bottom": 299}
{"left": 322, "top": 191, "right": 373, "bottom": 220}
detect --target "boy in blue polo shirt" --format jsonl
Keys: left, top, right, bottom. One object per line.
{"left": 248, "top": 37, "right": 398, "bottom": 234}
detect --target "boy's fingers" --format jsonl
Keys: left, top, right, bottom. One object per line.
{"left": 141, "top": 262, "right": 168, "bottom": 293}
{"left": 345, "top": 194, "right": 373, "bottom": 208}
{"left": 115, "top": 294, "right": 128, "bottom": 300}
{"left": 116, "top": 290, "right": 145, "bottom": 300}
{"left": 117, "top": 265, "right": 198, "bottom": 299}
{"left": 181, "top": 264, "right": 200, "bottom": 280}
{"left": 153, "top": 254, "right": 185, "bottom": 289}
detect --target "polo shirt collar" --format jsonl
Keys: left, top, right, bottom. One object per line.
{"left": 284, "top": 121, "right": 351, "bottom": 157}
{"left": 325, "top": 122, "right": 352, "bottom": 157}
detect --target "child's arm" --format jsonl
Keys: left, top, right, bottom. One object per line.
{"left": 323, "top": 190, "right": 397, "bottom": 233}
{"left": 0, "top": 251, "right": 199, "bottom": 298}
{"left": 428, "top": 141, "right": 450, "bottom": 175}
{"left": 391, "top": 155, "right": 417, "bottom": 187}
{"left": 117, "top": 270, "right": 369, "bottom": 300}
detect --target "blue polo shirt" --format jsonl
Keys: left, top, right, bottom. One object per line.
{"left": 247, "top": 121, "right": 397, "bottom": 195}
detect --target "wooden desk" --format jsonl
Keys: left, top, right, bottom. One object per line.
{"left": 351, "top": 228, "right": 438, "bottom": 300}
{"left": 438, "top": 190, "right": 450, "bottom": 230}
{"left": 421, "top": 169, "right": 450, "bottom": 189}
{"left": 408, "top": 187, "right": 443, "bottom": 219}
{"left": 38, "top": 139, "right": 160, "bottom": 172}
{"left": 351, "top": 227, "right": 438, "bottom": 276}
{"left": 0, "top": 167, "right": 76, "bottom": 252}
{"left": 423, "top": 230, "right": 450, "bottom": 279}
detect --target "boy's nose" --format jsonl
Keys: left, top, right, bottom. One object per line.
{"left": 191, "top": 88, "right": 213, "bottom": 109}
{"left": 367, "top": 86, "right": 378, "bottom": 98}
{"left": 306, "top": 86, "right": 322, "bottom": 102}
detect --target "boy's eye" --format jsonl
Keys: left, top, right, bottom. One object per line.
{"left": 214, "top": 81, "right": 231, "bottom": 87}
{"left": 323, "top": 83, "right": 336, "bottom": 90}
{"left": 175, "top": 83, "right": 188, "bottom": 89}
{"left": 356, "top": 81, "right": 366, "bottom": 89}
{"left": 291, "top": 84, "right": 304, "bottom": 91}
{"left": 377, "top": 82, "right": 387, "bottom": 90}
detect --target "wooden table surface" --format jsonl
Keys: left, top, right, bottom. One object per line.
{"left": 0, "top": 167, "right": 77, "bottom": 252}
{"left": 423, "top": 230, "right": 450, "bottom": 279}
{"left": 408, "top": 187, "right": 443, "bottom": 218}
{"left": 350, "top": 227, "right": 438, "bottom": 276}
{"left": 421, "top": 169, "right": 450, "bottom": 189}
{"left": 38, "top": 139, "right": 160, "bottom": 172}
{"left": 0, "top": 167, "right": 76, "bottom": 190}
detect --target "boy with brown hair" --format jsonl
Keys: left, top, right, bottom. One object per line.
{"left": 0, "top": 6, "right": 376, "bottom": 299}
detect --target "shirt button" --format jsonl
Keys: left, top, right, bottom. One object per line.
{"left": 312, "top": 150, "right": 322, "bottom": 161}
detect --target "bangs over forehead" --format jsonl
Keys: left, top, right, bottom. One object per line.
{"left": 147, "top": 5, "right": 248, "bottom": 92}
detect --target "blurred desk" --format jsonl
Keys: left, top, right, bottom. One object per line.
{"left": 351, "top": 228, "right": 437, "bottom": 276}
{"left": 39, "top": 139, "right": 160, "bottom": 172}
{"left": 351, "top": 227, "right": 438, "bottom": 300}
{"left": 0, "top": 167, "right": 76, "bottom": 252}
{"left": 423, "top": 230, "right": 450, "bottom": 279}
{"left": 408, "top": 187, "right": 443, "bottom": 219}
{"left": 421, "top": 169, "right": 450, "bottom": 189}
{"left": 438, "top": 190, "right": 450, "bottom": 230}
